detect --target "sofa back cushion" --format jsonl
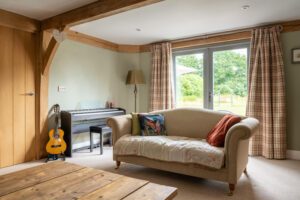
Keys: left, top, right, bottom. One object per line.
{"left": 151, "top": 108, "right": 227, "bottom": 139}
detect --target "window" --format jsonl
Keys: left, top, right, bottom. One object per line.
{"left": 173, "top": 42, "right": 249, "bottom": 115}
{"left": 175, "top": 53, "right": 204, "bottom": 108}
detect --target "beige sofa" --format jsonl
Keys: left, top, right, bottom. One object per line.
{"left": 107, "top": 108, "right": 259, "bottom": 195}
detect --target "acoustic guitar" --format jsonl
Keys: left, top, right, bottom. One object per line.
{"left": 46, "top": 104, "right": 67, "bottom": 156}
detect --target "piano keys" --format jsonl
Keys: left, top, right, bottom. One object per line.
{"left": 61, "top": 108, "right": 126, "bottom": 157}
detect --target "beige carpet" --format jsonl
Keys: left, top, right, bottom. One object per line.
{"left": 0, "top": 147, "right": 299, "bottom": 200}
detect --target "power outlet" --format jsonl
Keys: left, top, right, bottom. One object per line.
{"left": 58, "top": 86, "right": 66, "bottom": 92}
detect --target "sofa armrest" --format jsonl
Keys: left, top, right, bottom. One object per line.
{"left": 224, "top": 117, "right": 259, "bottom": 183}
{"left": 225, "top": 117, "right": 259, "bottom": 152}
{"left": 107, "top": 114, "right": 132, "bottom": 144}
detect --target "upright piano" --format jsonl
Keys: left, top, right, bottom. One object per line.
{"left": 61, "top": 108, "right": 126, "bottom": 157}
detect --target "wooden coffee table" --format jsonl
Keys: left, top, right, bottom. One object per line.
{"left": 0, "top": 161, "right": 177, "bottom": 200}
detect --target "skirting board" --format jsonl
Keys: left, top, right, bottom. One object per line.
{"left": 286, "top": 150, "right": 300, "bottom": 160}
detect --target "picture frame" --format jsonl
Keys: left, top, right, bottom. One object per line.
{"left": 292, "top": 48, "right": 300, "bottom": 64}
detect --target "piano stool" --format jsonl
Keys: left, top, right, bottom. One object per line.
{"left": 89, "top": 126, "right": 112, "bottom": 155}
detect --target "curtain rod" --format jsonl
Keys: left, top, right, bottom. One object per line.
{"left": 170, "top": 24, "right": 284, "bottom": 44}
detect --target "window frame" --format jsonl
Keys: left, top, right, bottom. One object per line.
{"left": 173, "top": 41, "right": 250, "bottom": 112}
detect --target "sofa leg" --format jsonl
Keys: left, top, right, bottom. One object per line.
{"left": 244, "top": 167, "right": 247, "bottom": 174}
{"left": 228, "top": 184, "right": 235, "bottom": 196}
{"left": 115, "top": 161, "right": 121, "bottom": 169}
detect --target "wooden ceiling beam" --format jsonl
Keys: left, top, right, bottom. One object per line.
{"left": 66, "top": 30, "right": 150, "bottom": 53}
{"left": 282, "top": 20, "right": 300, "bottom": 32}
{"left": 0, "top": 9, "right": 40, "bottom": 33}
{"left": 41, "top": 0, "right": 163, "bottom": 30}
{"left": 171, "top": 31, "right": 251, "bottom": 50}
{"left": 171, "top": 19, "right": 300, "bottom": 50}
{"left": 42, "top": 33, "right": 59, "bottom": 75}
{"left": 66, "top": 30, "right": 119, "bottom": 51}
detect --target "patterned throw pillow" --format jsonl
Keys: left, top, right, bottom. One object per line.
{"left": 131, "top": 113, "right": 141, "bottom": 135}
{"left": 138, "top": 114, "right": 167, "bottom": 136}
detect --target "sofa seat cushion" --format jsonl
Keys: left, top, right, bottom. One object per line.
{"left": 114, "top": 135, "right": 225, "bottom": 169}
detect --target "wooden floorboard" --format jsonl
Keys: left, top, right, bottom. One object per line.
{"left": 0, "top": 168, "right": 100, "bottom": 200}
{"left": 0, "top": 161, "right": 83, "bottom": 197}
{"left": 78, "top": 176, "right": 148, "bottom": 200}
{"left": 45, "top": 169, "right": 121, "bottom": 200}
{"left": 123, "top": 183, "right": 178, "bottom": 200}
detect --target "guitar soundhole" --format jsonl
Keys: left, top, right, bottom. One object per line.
{"left": 51, "top": 145, "right": 62, "bottom": 148}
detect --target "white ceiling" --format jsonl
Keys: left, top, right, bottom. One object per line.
{"left": 70, "top": 0, "right": 300, "bottom": 45}
{"left": 0, "top": 0, "right": 97, "bottom": 20}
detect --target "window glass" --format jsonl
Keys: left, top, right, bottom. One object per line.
{"left": 213, "top": 48, "right": 248, "bottom": 115}
{"left": 175, "top": 53, "right": 204, "bottom": 108}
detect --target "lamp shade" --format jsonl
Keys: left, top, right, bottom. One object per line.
{"left": 126, "top": 70, "right": 145, "bottom": 85}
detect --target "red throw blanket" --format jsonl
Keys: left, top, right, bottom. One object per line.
{"left": 206, "top": 115, "right": 241, "bottom": 147}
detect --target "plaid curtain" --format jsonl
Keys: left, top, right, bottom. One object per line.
{"left": 150, "top": 42, "right": 175, "bottom": 111}
{"left": 246, "top": 26, "right": 286, "bottom": 159}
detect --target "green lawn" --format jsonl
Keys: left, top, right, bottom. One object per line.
{"left": 177, "top": 95, "right": 247, "bottom": 116}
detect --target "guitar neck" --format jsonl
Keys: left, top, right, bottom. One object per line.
{"left": 53, "top": 104, "right": 61, "bottom": 136}
{"left": 54, "top": 113, "right": 60, "bottom": 135}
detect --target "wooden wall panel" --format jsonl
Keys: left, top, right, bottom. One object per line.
{"left": 0, "top": 26, "right": 14, "bottom": 167}
{"left": 39, "top": 31, "right": 52, "bottom": 158}
{"left": 39, "top": 74, "right": 49, "bottom": 158}
{"left": 25, "top": 33, "right": 37, "bottom": 162}
{"left": 13, "top": 30, "right": 27, "bottom": 164}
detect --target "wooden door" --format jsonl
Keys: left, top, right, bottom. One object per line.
{"left": 0, "top": 26, "right": 14, "bottom": 167}
{"left": 0, "top": 26, "right": 36, "bottom": 167}
{"left": 24, "top": 32, "right": 36, "bottom": 162}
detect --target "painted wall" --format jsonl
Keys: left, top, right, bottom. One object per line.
{"left": 282, "top": 31, "right": 300, "bottom": 151}
{"left": 139, "top": 52, "right": 152, "bottom": 112}
{"left": 49, "top": 40, "right": 140, "bottom": 113}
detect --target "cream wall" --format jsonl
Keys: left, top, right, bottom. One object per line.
{"left": 138, "top": 52, "right": 152, "bottom": 112}
{"left": 49, "top": 40, "right": 140, "bottom": 113}
{"left": 281, "top": 31, "right": 300, "bottom": 151}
